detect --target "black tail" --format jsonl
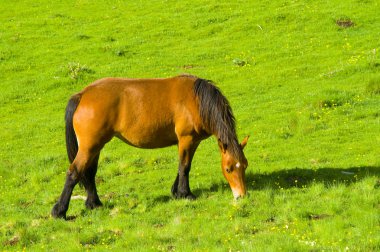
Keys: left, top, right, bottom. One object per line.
{"left": 65, "top": 93, "right": 81, "bottom": 163}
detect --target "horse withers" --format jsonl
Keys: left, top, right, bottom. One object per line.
{"left": 51, "top": 75, "right": 249, "bottom": 219}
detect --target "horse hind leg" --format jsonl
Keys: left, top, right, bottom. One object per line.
{"left": 51, "top": 163, "right": 80, "bottom": 219}
{"left": 81, "top": 153, "right": 102, "bottom": 209}
{"left": 51, "top": 149, "right": 100, "bottom": 219}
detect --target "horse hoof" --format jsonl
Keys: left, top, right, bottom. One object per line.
{"left": 51, "top": 203, "right": 66, "bottom": 219}
{"left": 171, "top": 185, "right": 178, "bottom": 196}
{"left": 174, "top": 192, "right": 196, "bottom": 200}
{"left": 85, "top": 199, "right": 103, "bottom": 209}
{"left": 171, "top": 189, "right": 177, "bottom": 197}
{"left": 185, "top": 193, "right": 196, "bottom": 200}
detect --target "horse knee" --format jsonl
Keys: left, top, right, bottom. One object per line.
{"left": 85, "top": 197, "right": 102, "bottom": 209}
{"left": 63, "top": 167, "right": 80, "bottom": 187}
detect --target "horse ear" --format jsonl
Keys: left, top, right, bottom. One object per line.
{"left": 240, "top": 135, "right": 249, "bottom": 149}
{"left": 218, "top": 139, "right": 227, "bottom": 153}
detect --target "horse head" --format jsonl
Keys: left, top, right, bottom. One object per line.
{"left": 219, "top": 136, "right": 249, "bottom": 199}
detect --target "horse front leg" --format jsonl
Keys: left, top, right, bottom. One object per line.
{"left": 172, "top": 136, "right": 199, "bottom": 200}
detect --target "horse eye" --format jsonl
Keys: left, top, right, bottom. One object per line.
{"left": 225, "top": 167, "right": 232, "bottom": 173}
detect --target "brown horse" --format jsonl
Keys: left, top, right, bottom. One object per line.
{"left": 51, "top": 75, "right": 249, "bottom": 219}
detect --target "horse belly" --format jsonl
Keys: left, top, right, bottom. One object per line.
{"left": 116, "top": 122, "right": 178, "bottom": 149}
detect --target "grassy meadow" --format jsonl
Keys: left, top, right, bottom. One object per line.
{"left": 1, "top": 0, "right": 380, "bottom": 251}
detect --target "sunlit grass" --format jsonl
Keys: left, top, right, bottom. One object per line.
{"left": 0, "top": 0, "right": 379, "bottom": 251}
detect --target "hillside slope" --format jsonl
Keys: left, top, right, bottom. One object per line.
{"left": 0, "top": 0, "right": 379, "bottom": 250}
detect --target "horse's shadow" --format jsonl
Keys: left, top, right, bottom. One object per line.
{"left": 151, "top": 166, "right": 380, "bottom": 204}
{"left": 193, "top": 166, "right": 380, "bottom": 196}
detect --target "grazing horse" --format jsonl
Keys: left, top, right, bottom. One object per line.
{"left": 51, "top": 75, "right": 249, "bottom": 219}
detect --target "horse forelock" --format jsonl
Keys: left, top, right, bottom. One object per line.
{"left": 193, "top": 78, "right": 244, "bottom": 162}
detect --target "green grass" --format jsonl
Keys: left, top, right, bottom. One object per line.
{"left": 1, "top": 0, "right": 379, "bottom": 251}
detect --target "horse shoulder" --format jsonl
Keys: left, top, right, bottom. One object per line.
{"left": 172, "top": 78, "right": 207, "bottom": 138}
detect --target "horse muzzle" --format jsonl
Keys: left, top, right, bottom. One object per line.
{"left": 232, "top": 187, "right": 247, "bottom": 200}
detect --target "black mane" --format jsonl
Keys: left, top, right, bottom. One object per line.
{"left": 193, "top": 78, "right": 244, "bottom": 161}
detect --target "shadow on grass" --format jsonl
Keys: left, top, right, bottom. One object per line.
{"left": 148, "top": 167, "right": 380, "bottom": 205}
{"left": 201, "top": 166, "right": 380, "bottom": 194}
{"left": 248, "top": 166, "right": 380, "bottom": 190}
{"left": 153, "top": 195, "right": 172, "bottom": 203}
